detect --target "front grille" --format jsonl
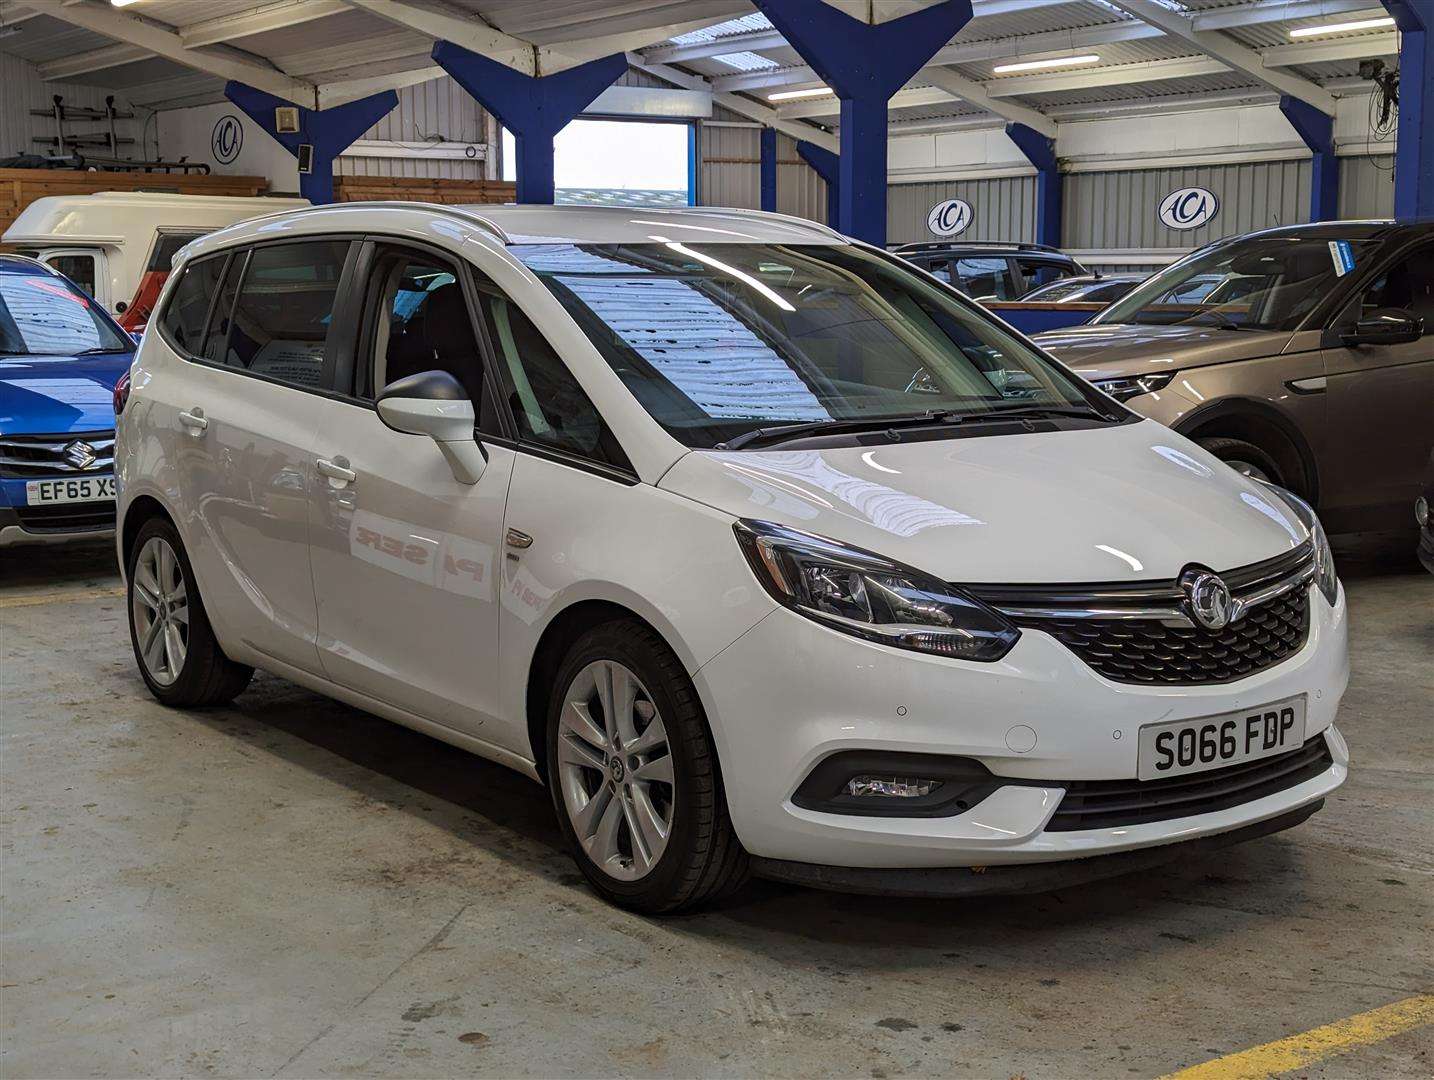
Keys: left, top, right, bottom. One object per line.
{"left": 1034, "top": 587, "right": 1309, "bottom": 685}
{"left": 0, "top": 431, "right": 115, "bottom": 478}
{"left": 967, "top": 543, "right": 1315, "bottom": 686}
{"left": 1045, "top": 734, "right": 1334, "bottom": 831}
{"left": 12, "top": 503, "right": 117, "bottom": 533}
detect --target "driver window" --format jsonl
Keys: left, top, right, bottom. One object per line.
{"left": 954, "top": 257, "right": 1016, "bottom": 300}
{"left": 1348, "top": 243, "right": 1434, "bottom": 333}
{"left": 360, "top": 246, "right": 501, "bottom": 431}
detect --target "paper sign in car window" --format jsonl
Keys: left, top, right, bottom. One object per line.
{"left": 1328, "top": 240, "right": 1356, "bottom": 277}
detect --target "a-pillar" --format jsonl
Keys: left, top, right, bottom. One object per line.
{"left": 1005, "top": 122, "right": 1062, "bottom": 248}
{"left": 1279, "top": 96, "right": 1338, "bottom": 222}
{"left": 224, "top": 82, "right": 398, "bottom": 204}
{"left": 431, "top": 42, "right": 626, "bottom": 204}
{"left": 1385, "top": 1, "right": 1434, "bottom": 219}
{"left": 754, "top": 0, "right": 973, "bottom": 245}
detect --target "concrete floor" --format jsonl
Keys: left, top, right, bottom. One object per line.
{"left": 2, "top": 541, "right": 1431, "bottom": 1079}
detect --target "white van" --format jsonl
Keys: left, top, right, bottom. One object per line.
{"left": 3, "top": 192, "right": 306, "bottom": 333}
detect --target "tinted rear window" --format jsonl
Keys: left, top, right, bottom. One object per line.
{"left": 159, "top": 254, "right": 226, "bottom": 355}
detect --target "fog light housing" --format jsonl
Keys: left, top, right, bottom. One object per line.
{"left": 795, "top": 751, "right": 1001, "bottom": 817}
{"left": 846, "top": 776, "right": 942, "bottom": 799}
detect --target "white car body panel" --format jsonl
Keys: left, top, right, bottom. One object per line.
{"left": 114, "top": 203, "right": 1350, "bottom": 883}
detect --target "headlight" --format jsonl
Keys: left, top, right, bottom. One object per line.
{"left": 1259, "top": 483, "right": 1338, "bottom": 607}
{"left": 733, "top": 521, "right": 1020, "bottom": 661}
{"left": 1094, "top": 372, "right": 1176, "bottom": 401}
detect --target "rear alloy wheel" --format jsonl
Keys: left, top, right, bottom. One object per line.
{"left": 546, "top": 619, "right": 748, "bottom": 913}
{"left": 1197, "top": 436, "right": 1283, "bottom": 486}
{"left": 127, "top": 516, "right": 252, "bottom": 707}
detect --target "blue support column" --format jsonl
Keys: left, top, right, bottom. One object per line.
{"left": 760, "top": 128, "right": 778, "bottom": 213}
{"left": 432, "top": 43, "right": 626, "bottom": 204}
{"left": 224, "top": 83, "right": 397, "bottom": 204}
{"left": 754, "top": 0, "right": 973, "bottom": 245}
{"left": 1386, "top": 0, "right": 1434, "bottom": 219}
{"left": 1004, "top": 122, "right": 1061, "bottom": 248}
{"left": 796, "top": 140, "right": 839, "bottom": 228}
{"left": 1279, "top": 96, "right": 1338, "bottom": 222}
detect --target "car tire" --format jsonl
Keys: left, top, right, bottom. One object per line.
{"left": 546, "top": 618, "right": 749, "bottom": 914}
{"left": 1197, "top": 436, "right": 1284, "bottom": 486}
{"left": 127, "top": 516, "right": 253, "bottom": 707}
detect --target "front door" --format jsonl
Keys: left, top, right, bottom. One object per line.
{"left": 1320, "top": 241, "right": 1434, "bottom": 532}
{"left": 308, "top": 241, "right": 514, "bottom": 738}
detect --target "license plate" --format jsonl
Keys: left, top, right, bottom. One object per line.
{"left": 25, "top": 476, "right": 115, "bottom": 505}
{"left": 1138, "top": 695, "right": 1306, "bottom": 781}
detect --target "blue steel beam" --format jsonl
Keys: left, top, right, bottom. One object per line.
{"left": 1004, "top": 122, "right": 1062, "bottom": 248}
{"left": 224, "top": 82, "right": 397, "bottom": 204}
{"left": 796, "top": 139, "right": 839, "bottom": 228}
{"left": 1279, "top": 95, "right": 1338, "bottom": 222}
{"left": 432, "top": 43, "right": 627, "bottom": 204}
{"left": 760, "top": 127, "right": 778, "bottom": 213}
{"left": 754, "top": 0, "right": 973, "bottom": 244}
{"left": 1384, "top": 0, "right": 1433, "bottom": 219}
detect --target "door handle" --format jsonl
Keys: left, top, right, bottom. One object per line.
{"left": 178, "top": 408, "right": 208, "bottom": 433}
{"left": 317, "top": 456, "right": 357, "bottom": 484}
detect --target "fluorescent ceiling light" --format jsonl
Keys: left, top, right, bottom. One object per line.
{"left": 1289, "top": 16, "right": 1395, "bottom": 38}
{"left": 768, "top": 86, "right": 833, "bottom": 101}
{"left": 993, "top": 54, "right": 1101, "bottom": 74}
{"left": 111, "top": 0, "right": 143, "bottom": 7}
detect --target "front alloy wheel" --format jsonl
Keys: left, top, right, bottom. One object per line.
{"left": 557, "top": 660, "right": 675, "bottom": 881}
{"left": 546, "top": 619, "right": 748, "bottom": 913}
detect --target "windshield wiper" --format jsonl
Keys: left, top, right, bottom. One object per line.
{"left": 72, "top": 347, "right": 132, "bottom": 355}
{"left": 715, "top": 410, "right": 970, "bottom": 451}
{"left": 977, "top": 403, "right": 1121, "bottom": 423}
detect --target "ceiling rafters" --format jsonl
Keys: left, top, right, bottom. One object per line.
{"left": 1102, "top": 0, "right": 1336, "bottom": 114}
{"left": 341, "top": 0, "right": 537, "bottom": 75}
{"left": 19, "top": 0, "right": 317, "bottom": 106}
{"left": 919, "top": 67, "right": 1056, "bottom": 138}
{"left": 179, "top": 0, "right": 350, "bottom": 49}
{"left": 629, "top": 54, "right": 838, "bottom": 153}
{"left": 695, "top": 0, "right": 1377, "bottom": 95}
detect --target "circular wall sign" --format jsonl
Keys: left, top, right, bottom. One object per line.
{"left": 211, "top": 114, "right": 244, "bottom": 165}
{"left": 927, "top": 198, "right": 974, "bottom": 237}
{"left": 1158, "top": 186, "right": 1218, "bottom": 231}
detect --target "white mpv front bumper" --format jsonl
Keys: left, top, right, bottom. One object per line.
{"left": 694, "top": 581, "right": 1348, "bottom": 881}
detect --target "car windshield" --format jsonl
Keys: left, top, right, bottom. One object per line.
{"left": 512, "top": 242, "right": 1105, "bottom": 448}
{"left": 1095, "top": 235, "right": 1377, "bottom": 331}
{"left": 0, "top": 265, "right": 131, "bottom": 356}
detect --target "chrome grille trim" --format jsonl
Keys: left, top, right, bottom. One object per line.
{"left": 966, "top": 541, "right": 1314, "bottom": 628}
{"left": 0, "top": 431, "right": 116, "bottom": 477}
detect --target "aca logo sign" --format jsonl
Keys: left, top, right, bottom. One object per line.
{"left": 211, "top": 114, "right": 243, "bottom": 165}
{"left": 1158, "top": 186, "right": 1218, "bottom": 231}
{"left": 927, "top": 198, "right": 974, "bottom": 237}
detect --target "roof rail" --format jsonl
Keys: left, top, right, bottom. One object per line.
{"left": 892, "top": 240, "right": 1065, "bottom": 255}
{"left": 670, "top": 205, "right": 847, "bottom": 243}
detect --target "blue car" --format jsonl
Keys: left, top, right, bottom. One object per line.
{"left": 1, "top": 255, "right": 134, "bottom": 547}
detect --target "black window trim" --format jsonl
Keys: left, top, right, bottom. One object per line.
{"left": 159, "top": 234, "right": 364, "bottom": 404}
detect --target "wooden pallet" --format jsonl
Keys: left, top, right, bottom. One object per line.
{"left": 0, "top": 168, "right": 272, "bottom": 241}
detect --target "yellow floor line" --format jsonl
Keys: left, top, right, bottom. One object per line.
{"left": 1161, "top": 993, "right": 1434, "bottom": 1080}
{"left": 0, "top": 585, "right": 126, "bottom": 610}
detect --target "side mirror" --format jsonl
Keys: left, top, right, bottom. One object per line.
{"left": 376, "top": 370, "right": 486, "bottom": 485}
{"left": 1341, "top": 307, "right": 1424, "bottom": 348}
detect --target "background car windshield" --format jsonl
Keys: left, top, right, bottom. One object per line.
{"left": 513, "top": 242, "right": 1098, "bottom": 448}
{"left": 0, "top": 266, "right": 130, "bottom": 356}
{"left": 1095, "top": 236, "right": 1376, "bottom": 331}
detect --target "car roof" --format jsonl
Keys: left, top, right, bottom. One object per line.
{"left": 1221, "top": 219, "right": 1426, "bottom": 242}
{"left": 182, "top": 202, "right": 848, "bottom": 253}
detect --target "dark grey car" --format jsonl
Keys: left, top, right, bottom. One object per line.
{"left": 1035, "top": 221, "right": 1434, "bottom": 535}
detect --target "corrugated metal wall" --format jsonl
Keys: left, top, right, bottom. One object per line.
{"left": 1, "top": 51, "right": 131, "bottom": 160}
{"left": 337, "top": 74, "right": 491, "bottom": 180}
{"left": 1338, "top": 156, "right": 1395, "bottom": 219}
{"left": 887, "top": 177, "right": 1036, "bottom": 244}
{"left": 696, "top": 126, "right": 827, "bottom": 222}
{"left": 1062, "top": 160, "right": 1312, "bottom": 250}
